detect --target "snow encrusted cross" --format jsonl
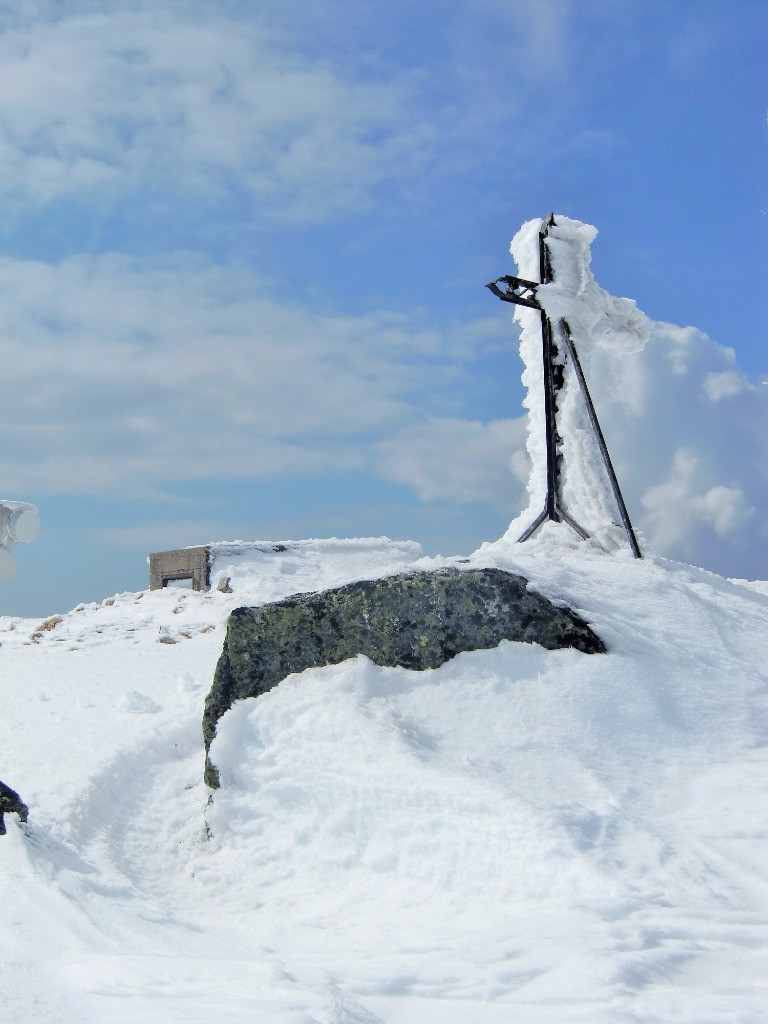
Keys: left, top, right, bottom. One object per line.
{"left": 487, "top": 213, "right": 642, "bottom": 558}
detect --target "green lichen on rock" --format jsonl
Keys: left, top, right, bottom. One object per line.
{"left": 203, "top": 567, "right": 605, "bottom": 787}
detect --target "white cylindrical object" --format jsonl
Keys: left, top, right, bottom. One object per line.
{"left": 0, "top": 545, "right": 16, "bottom": 581}
{"left": 8, "top": 506, "right": 39, "bottom": 543}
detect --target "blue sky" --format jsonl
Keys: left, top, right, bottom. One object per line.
{"left": 1, "top": 0, "right": 767, "bottom": 615}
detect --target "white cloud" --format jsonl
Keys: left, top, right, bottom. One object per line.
{"left": 549, "top": 319, "right": 768, "bottom": 572}
{"left": 697, "top": 485, "right": 754, "bottom": 537}
{"left": 0, "top": 252, "right": 504, "bottom": 497}
{"left": 0, "top": 2, "right": 435, "bottom": 219}
{"left": 701, "top": 370, "right": 751, "bottom": 402}
{"left": 641, "top": 449, "right": 754, "bottom": 550}
{"left": 0, "top": 1, "right": 595, "bottom": 225}
{"left": 373, "top": 416, "right": 528, "bottom": 506}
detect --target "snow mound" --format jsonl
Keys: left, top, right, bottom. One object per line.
{"left": 3, "top": 534, "right": 768, "bottom": 1022}
{"left": 118, "top": 690, "right": 161, "bottom": 714}
{"left": 208, "top": 536, "right": 423, "bottom": 598}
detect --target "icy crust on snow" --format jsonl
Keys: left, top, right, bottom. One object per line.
{"left": 507, "top": 216, "right": 650, "bottom": 552}
{"left": 731, "top": 577, "right": 768, "bottom": 598}
{"left": 3, "top": 537, "right": 768, "bottom": 1022}
{"left": 207, "top": 536, "right": 422, "bottom": 598}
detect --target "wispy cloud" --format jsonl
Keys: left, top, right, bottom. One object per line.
{"left": 0, "top": 0, "right": 596, "bottom": 228}
{"left": 0, "top": 251, "right": 508, "bottom": 497}
{"left": 95, "top": 520, "right": 255, "bottom": 551}
{"left": 0, "top": 2, "right": 436, "bottom": 220}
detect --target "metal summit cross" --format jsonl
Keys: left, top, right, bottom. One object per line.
{"left": 486, "top": 213, "right": 642, "bottom": 559}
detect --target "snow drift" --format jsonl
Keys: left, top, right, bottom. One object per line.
{"left": 2, "top": 532, "right": 768, "bottom": 1022}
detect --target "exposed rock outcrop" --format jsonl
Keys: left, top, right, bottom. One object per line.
{"left": 203, "top": 567, "right": 605, "bottom": 787}
{"left": 0, "top": 779, "right": 28, "bottom": 835}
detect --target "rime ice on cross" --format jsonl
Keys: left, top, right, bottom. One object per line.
{"left": 487, "top": 213, "right": 641, "bottom": 558}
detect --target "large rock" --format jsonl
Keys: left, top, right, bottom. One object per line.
{"left": 0, "top": 779, "right": 28, "bottom": 835}
{"left": 203, "top": 567, "right": 605, "bottom": 787}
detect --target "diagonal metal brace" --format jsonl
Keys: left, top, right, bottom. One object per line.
{"left": 557, "top": 319, "right": 642, "bottom": 559}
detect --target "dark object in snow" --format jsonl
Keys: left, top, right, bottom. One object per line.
{"left": 486, "top": 213, "right": 642, "bottom": 558}
{"left": 203, "top": 567, "right": 605, "bottom": 787}
{"left": 0, "top": 779, "right": 29, "bottom": 835}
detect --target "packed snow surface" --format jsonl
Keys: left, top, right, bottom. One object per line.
{"left": 2, "top": 531, "right": 768, "bottom": 1022}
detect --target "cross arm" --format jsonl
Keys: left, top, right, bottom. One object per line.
{"left": 484, "top": 275, "right": 542, "bottom": 309}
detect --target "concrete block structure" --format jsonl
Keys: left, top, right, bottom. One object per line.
{"left": 148, "top": 546, "right": 210, "bottom": 591}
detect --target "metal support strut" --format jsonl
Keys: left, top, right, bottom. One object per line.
{"left": 485, "top": 213, "right": 642, "bottom": 558}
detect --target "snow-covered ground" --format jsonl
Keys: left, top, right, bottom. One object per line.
{"left": 2, "top": 531, "right": 768, "bottom": 1023}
